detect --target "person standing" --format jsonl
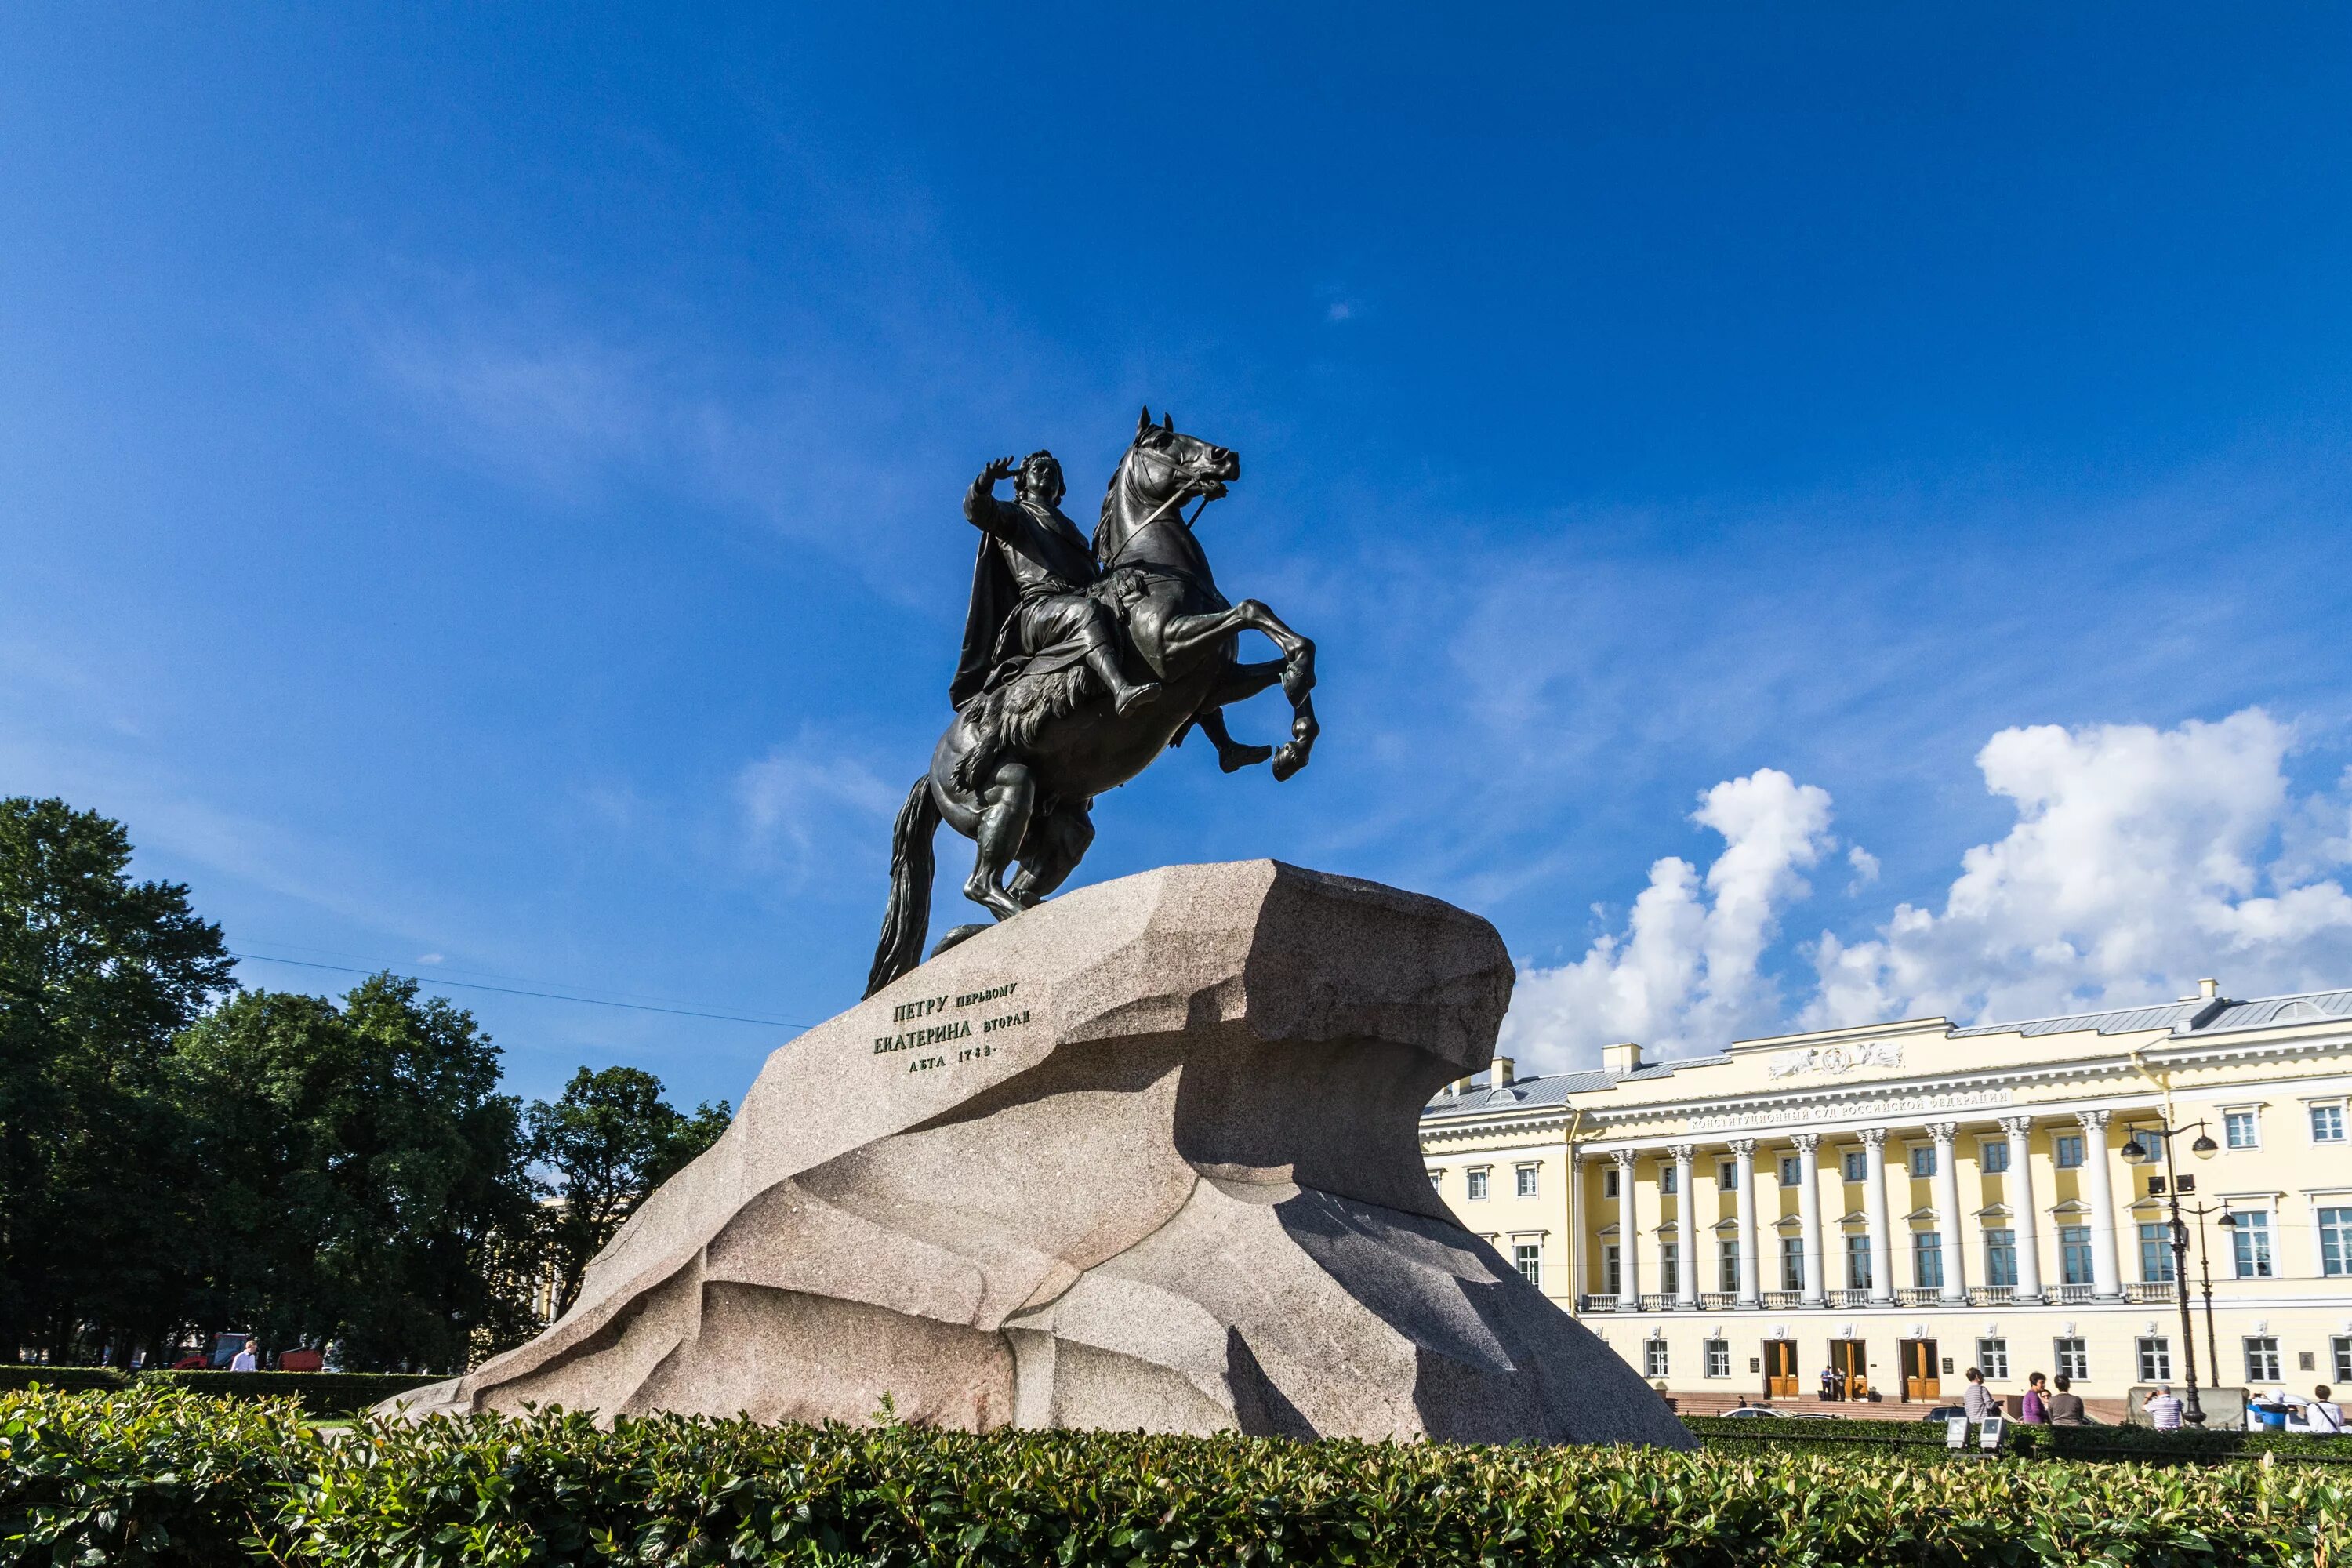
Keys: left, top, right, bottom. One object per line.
{"left": 2019, "top": 1371, "right": 2049, "bottom": 1423}
{"left": 2047, "top": 1374, "right": 2089, "bottom": 1426}
{"left": 2143, "top": 1385, "right": 2184, "bottom": 1432}
{"left": 1962, "top": 1367, "right": 1998, "bottom": 1421}
{"left": 2307, "top": 1386, "right": 2346, "bottom": 1434}
{"left": 227, "top": 1339, "right": 259, "bottom": 1372}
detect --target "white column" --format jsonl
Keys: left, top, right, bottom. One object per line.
{"left": 1670, "top": 1142, "right": 1699, "bottom": 1308}
{"left": 2000, "top": 1116, "right": 2043, "bottom": 1301}
{"left": 1793, "top": 1132, "right": 1824, "bottom": 1306}
{"left": 1614, "top": 1149, "right": 1640, "bottom": 1308}
{"left": 1927, "top": 1121, "right": 1967, "bottom": 1302}
{"left": 1863, "top": 1127, "right": 1895, "bottom": 1305}
{"left": 1730, "top": 1138, "right": 1760, "bottom": 1307}
{"left": 1567, "top": 1149, "right": 1585, "bottom": 1305}
{"left": 2078, "top": 1109, "right": 2123, "bottom": 1299}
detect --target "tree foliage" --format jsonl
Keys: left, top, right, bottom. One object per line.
{"left": 2, "top": 795, "right": 727, "bottom": 1373}
{"left": 526, "top": 1066, "right": 731, "bottom": 1317}
{"left": 0, "top": 797, "right": 232, "bottom": 1363}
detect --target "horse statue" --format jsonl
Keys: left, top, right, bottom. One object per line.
{"left": 864, "top": 408, "right": 1318, "bottom": 996}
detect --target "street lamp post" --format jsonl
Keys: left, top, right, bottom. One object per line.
{"left": 2122, "top": 1119, "right": 2220, "bottom": 1426}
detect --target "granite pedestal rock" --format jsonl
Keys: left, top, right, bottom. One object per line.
{"left": 387, "top": 860, "right": 1690, "bottom": 1446}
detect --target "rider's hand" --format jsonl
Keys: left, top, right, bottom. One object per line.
{"left": 982, "top": 455, "right": 1018, "bottom": 485}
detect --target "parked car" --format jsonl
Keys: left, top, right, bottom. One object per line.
{"left": 1918, "top": 1405, "right": 1967, "bottom": 1422}
{"left": 1786, "top": 1411, "right": 1841, "bottom": 1420}
{"left": 1721, "top": 1406, "right": 1784, "bottom": 1418}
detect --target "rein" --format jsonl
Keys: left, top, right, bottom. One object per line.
{"left": 1102, "top": 447, "right": 1218, "bottom": 571}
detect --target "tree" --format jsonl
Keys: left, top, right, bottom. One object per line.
{"left": 170, "top": 975, "right": 539, "bottom": 1370}
{"left": 526, "top": 1067, "right": 731, "bottom": 1317}
{"left": 0, "top": 797, "right": 232, "bottom": 1363}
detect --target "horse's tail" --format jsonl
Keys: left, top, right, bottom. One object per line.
{"left": 863, "top": 776, "right": 941, "bottom": 998}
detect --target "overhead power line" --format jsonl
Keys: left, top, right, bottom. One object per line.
{"left": 227, "top": 952, "right": 808, "bottom": 1029}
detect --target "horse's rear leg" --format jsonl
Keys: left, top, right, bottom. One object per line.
{"left": 1007, "top": 802, "right": 1094, "bottom": 907}
{"left": 964, "top": 760, "right": 1035, "bottom": 923}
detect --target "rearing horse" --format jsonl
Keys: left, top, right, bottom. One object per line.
{"left": 864, "top": 408, "right": 1318, "bottom": 996}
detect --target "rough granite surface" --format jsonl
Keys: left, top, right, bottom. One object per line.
{"left": 383, "top": 859, "right": 1691, "bottom": 1447}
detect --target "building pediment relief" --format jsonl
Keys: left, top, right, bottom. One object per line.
{"left": 1973, "top": 1203, "right": 2014, "bottom": 1219}
{"left": 1766, "top": 1040, "right": 1904, "bottom": 1080}
{"left": 1903, "top": 1206, "right": 1940, "bottom": 1223}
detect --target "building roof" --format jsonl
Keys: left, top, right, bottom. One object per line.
{"left": 1425, "top": 984, "right": 2352, "bottom": 1123}
{"left": 1948, "top": 985, "right": 2352, "bottom": 1038}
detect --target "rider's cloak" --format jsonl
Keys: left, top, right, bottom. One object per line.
{"left": 950, "top": 533, "right": 1017, "bottom": 710}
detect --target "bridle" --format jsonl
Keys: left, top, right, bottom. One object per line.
{"left": 1102, "top": 441, "right": 1221, "bottom": 569}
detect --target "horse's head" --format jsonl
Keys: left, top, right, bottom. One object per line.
{"left": 1123, "top": 406, "right": 1240, "bottom": 507}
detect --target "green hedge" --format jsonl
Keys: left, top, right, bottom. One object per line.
{"left": 0, "top": 1367, "right": 437, "bottom": 1415}
{"left": 3, "top": 1384, "right": 2344, "bottom": 1566}
{"left": 0, "top": 1368, "right": 127, "bottom": 1395}
{"left": 1686, "top": 1413, "right": 2352, "bottom": 1465}
{"left": 136, "top": 1370, "right": 440, "bottom": 1416}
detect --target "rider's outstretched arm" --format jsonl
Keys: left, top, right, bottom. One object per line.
{"left": 965, "top": 457, "right": 1018, "bottom": 537}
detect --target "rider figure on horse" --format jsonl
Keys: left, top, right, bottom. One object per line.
{"left": 953, "top": 451, "right": 1160, "bottom": 715}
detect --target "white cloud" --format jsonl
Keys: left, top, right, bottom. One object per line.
{"left": 735, "top": 738, "right": 903, "bottom": 886}
{"left": 1846, "top": 844, "right": 1881, "bottom": 888}
{"left": 1497, "top": 769, "right": 1835, "bottom": 1073}
{"left": 1806, "top": 708, "right": 2352, "bottom": 1029}
{"left": 1500, "top": 707, "right": 2352, "bottom": 1074}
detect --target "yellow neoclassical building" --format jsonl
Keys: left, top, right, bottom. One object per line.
{"left": 1420, "top": 982, "right": 2352, "bottom": 1410}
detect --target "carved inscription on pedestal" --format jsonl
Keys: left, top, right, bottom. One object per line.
{"left": 873, "top": 980, "right": 1032, "bottom": 1070}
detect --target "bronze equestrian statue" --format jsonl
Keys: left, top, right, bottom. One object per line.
{"left": 865, "top": 408, "right": 1317, "bottom": 996}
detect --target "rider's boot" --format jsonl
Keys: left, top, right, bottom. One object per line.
{"left": 1087, "top": 649, "right": 1161, "bottom": 715}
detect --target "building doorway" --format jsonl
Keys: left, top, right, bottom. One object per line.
{"left": 1828, "top": 1338, "right": 1867, "bottom": 1401}
{"left": 1762, "top": 1338, "right": 1799, "bottom": 1399}
{"left": 1900, "top": 1338, "right": 1940, "bottom": 1402}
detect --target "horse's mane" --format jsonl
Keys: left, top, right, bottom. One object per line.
{"left": 1094, "top": 438, "right": 1146, "bottom": 557}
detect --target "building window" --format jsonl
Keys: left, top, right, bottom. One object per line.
{"left": 1602, "top": 1244, "right": 1621, "bottom": 1298}
{"left": 1514, "top": 1243, "right": 1541, "bottom": 1289}
{"left": 1976, "top": 1338, "right": 2009, "bottom": 1380}
{"left": 1468, "top": 1168, "right": 1490, "bottom": 1201}
{"left": 1778, "top": 1156, "right": 1801, "bottom": 1188}
{"left": 2232, "top": 1210, "right": 2274, "bottom": 1279}
{"left": 2225, "top": 1110, "right": 2259, "bottom": 1149}
{"left": 1660, "top": 1164, "right": 1678, "bottom": 1196}
{"left": 1843, "top": 1149, "right": 1867, "bottom": 1183}
{"left": 1846, "top": 1233, "right": 1872, "bottom": 1290}
{"left": 1984, "top": 1229, "right": 2017, "bottom": 1287}
{"left": 2054, "top": 1134, "right": 2085, "bottom": 1169}
{"left": 1645, "top": 1338, "right": 1668, "bottom": 1378}
{"left": 1719, "top": 1238, "right": 1740, "bottom": 1294}
{"left": 1427, "top": 1170, "right": 1442, "bottom": 1190}
{"left": 1704, "top": 1338, "right": 1730, "bottom": 1378}
{"left": 1516, "top": 1165, "right": 1540, "bottom": 1200}
{"left": 1660, "top": 1249, "right": 1680, "bottom": 1298}
{"left": 1981, "top": 1139, "right": 2010, "bottom": 1174}
{"left": 2321, "top": 1207, "right": 2352, "bottom": 1277}
{"left": 1910, "top": 1145, "right": 1936, "bottom": 1178}
{"left": 2060, "top": 1225, "right": 2094, "bottom": 1287}
{"left": 2333, "top": 1336, "right": 2352, "bottom": 1384}
{"left": 1780, "top": 1235, "right": 1804, "bottom": 1291}
{"left": 2314, "top": 1104, "right": 2347, "bottom": 1144}
{"left": 2245, "top": 1336, "right": 2282, "bottom": 1384}
{"left": 1719, "top": 1160, "right": 1737, "bottom": 1191}
{"left": 1914, "top": 1231, "right": 1944, "bottom": 1289}
{"left": 2139, "top": 1338, "right": 2172, "bottom": 1383}
{"left": 2055, "top": 1338, "right": 2089, "bottom": 1381}
{"left": 2139, "top": 1222, "right": 2176, "bottom": 1283}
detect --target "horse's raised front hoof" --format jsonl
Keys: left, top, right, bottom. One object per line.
{"left": 1270, "top": 743, "right": 1308, "bottom": 782}
{"left": 1219, "top": 742, "right": 1274, "bottom": 773}
{"left": 1280, "top": 644, "right": 1317, "bottom": 701}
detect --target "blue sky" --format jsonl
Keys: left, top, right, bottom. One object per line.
{"left": 5, "top": 6, "right": 2351, "bottom": 1107}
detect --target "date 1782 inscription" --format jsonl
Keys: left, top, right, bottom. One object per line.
{"left": 873, "top": 982, "right": 1031, "bottom": 1073}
